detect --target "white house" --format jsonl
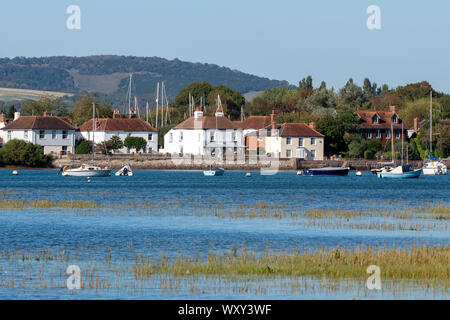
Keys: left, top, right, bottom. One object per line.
{"left": 1, "top": 112, "right": 76, "bottom": 155}
{"left": 78, "top": 117, "right": 158, "bottom": 153}
{"left": 163, "top": 106, "right": 245, "bottom": 156}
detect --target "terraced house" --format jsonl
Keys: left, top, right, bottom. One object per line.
{"left": 0, "top": 111, "right": 76, "bottom": 155}
{"left": 247, "top": 117, "right": 325, "bottom": 160}
{"left": 355, "top": 106, "right": 407, "bottom": 145}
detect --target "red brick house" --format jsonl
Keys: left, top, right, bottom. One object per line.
{"left": 355, "top": 106, "right": 407, "bottom": 145}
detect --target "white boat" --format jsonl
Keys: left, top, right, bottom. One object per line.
{"left": 115, "top": 165, "right": 133, "bottom": 176}
{"left": 422, "top": 161, "right": 447, "bottom": 175}
{"left": 62, "top": 164, "right": 111, "bottom": 177}
{"left": 422, "top": 91, "right": 447, "bottom": 175}
{"left": 62, "top": 102, "right": 111, "bottom": 178}
{"left": 203, "top": 167, "right": 225, "bottom": 176}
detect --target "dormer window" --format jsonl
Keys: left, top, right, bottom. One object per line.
{"left": 392, "top": 114, "right": 397, "bottom": 124}
{"left": 372, "top": 115, "right": 378, "bottom": 124}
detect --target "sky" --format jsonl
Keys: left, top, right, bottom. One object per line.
{"left": 1, "top": 0, "right": 450, "bottom": 92}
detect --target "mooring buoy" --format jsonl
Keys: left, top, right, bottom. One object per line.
{"left": 12, "top": 170, "right": 18, "bottom": 176}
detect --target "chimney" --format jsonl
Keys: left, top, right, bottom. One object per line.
{"left": 0, "top": 113, "right": 5, "bottom": 124}
{"left": 389, "top": 105, "right": 397, "bottom": 113}
{"left": 113, "top": 108, "right": 120, "bottom": 118}
{"left": 194, "top": 106, "right": 203, "bottom": 120}
{"left": 271, "top": 110, "right": 277, "bottom": 135}
{"left": 414, "top": 117, "right": 418, "bottom": 133}
{"left": 14, "top": 112, "right": 20, "bottom": 121}
{"left": 309, "top": 121, "right": 316, "bottom": 130}
{"left": 43, "top": 110, "right": 52, "bottom": 117}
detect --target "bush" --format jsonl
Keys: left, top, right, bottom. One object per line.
{"left": 108, "top": 135, "right": 123, "bottom": 151}
{"left": 367, "top": 139, "right": 383, "bottom": 152}
{"left": 75, "top": 140, "right": 92, "bottom": 154}
{"left": 364, "top": 150, "right": 376, "bottom": 160}
{"left": 0, "top": 139, "right": 51, "bottom": 167}
{"left": 124, "top": 136, "right": 147, "bottom": 152}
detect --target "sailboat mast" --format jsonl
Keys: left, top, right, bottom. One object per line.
{"left": 146, "top": 102, "right": 149, "bottom": 124}
{"left": 92, "top": 102, "right": 95, "bottom": 162}
{"left": 391, "top": 123, "right": 394, "bottom": 163}
{"left": 401, "top": 121, "right": 404, "bottom": 165}
{"left": 127, "top": 74, "right": 132, "bottom": 115}
{"left": 430, "top": 90, "right": 432, "bottom": 156}
{"left": 155, "top": 82, "right": 159, "bottom": 129}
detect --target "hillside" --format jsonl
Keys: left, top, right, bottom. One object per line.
{"left": 0, "top": 56, "right": 289, "bottom": 99}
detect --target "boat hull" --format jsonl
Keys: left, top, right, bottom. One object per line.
{"left": 302, "top": 167, "right": 349, "bottom": 176}
{"left": 203, "top": 169, "right": 225, "bottom": 176}
{"left": 377, "top": 169, "right": 422, "bottom": 179}
{"left": 62, "top": 170, "right": 111, "bottom": 177}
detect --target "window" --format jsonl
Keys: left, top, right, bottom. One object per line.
{"left": 286, "top": 149, "right": 292, "bottom": 158}
{"left": 179, "top": 132, "right": 183, "bottom": 142}
{"left": 7, "top": 131, "right": 11, "bottom": 140}
{"left": 373, "top": 115, "right": 378, "bottom": 124}
{"left": 366, "top": 131, "right": 372, "bottom": 139}
{"left": 376, "top": 130, "right": 381, "bottom": 139}
{"left": 310, "top": 150, "right": 316, "bottom": 159}
{"left": 395, "top": 130, "right": 401, "bottom": 139}
{"left": 148, "top": 133, "right": 153, "bottom": 141}
{"left": 210, "top": 133, "right": 215, "bottom": 142}
{"left": 286, "top": 137, "right": 291, "bottom": 145}
{"left": 62, "top": 146, "right": 67, "bottom": 155}
{"left": 232, "top": 132, "right": 236, "bottom": 142}
{"left": 52, "top": 130, "right": 57, "bottom": 139}
{"left": 62, "top": 130, "right": 68, "bottom": 139}
{"left": 386, "top": 130, "right": 391, "bottom": 139}
{"left": 311, "top": 137, "right": 316, "bottom": 145}
{"left": 298, "top": 138, "right": 304, "bottom": 147}
{"left": 24, "top": 131, "right": 28, "bottom": 139}
{"left": 392, "top": 115, "right": 397, "bottom": 124}
{"left": 169, "top": 132, "right": 173, "bottom": 142}
{"left": 39, "top": 130, "right": 45, "bottom": 139}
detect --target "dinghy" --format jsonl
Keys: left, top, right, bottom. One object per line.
{"left": 115, "top": 165, "right": 134, "bottom": 176}
{"left": 203, "top": 167, "right": 225, "bottom": 176}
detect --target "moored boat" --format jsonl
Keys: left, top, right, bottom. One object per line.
{"left": 376, "top": 164, "right": 421, "bottom": 179}
{"left": 203, "top": 167, "right": 225, "bottom": 176}
{"left": 115, "top": 165, "right": 134, "bottom": 176}
{"left": 62, "top": 164, "right": 111, "bottom": 177}
{"left": 302, "top": 167, "right": 349, "bottom": 176}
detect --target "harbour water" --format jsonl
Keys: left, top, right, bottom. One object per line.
{"left": 0, "top": 170, "right": 448, "bottom": 299}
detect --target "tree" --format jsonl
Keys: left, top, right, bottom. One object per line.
{"left": 299, "top": 75, "right": 313, "bottom": 90}
{"left": 174, "top": 81, "right": 214, "bottom": 107}
{"left": 345, "top": 134, "right": 367, "bottom": 158}
{"left": 124, "top": 136, "right": 147, "bottom": 152}
{"left": 435, "top": 123, "right": 450, "bottom": 158}
{"left": 7, "top": 105, "right": 16, "bottom": 118}
{"left": 21, "top": 95, "right": 67, "bottom": 116}
{"left": 75, "top": 140, "right": 92, "bottom": 154}
{"left": 71, "top": 94, "right": 113, "bottom": 125}
{"left": 108, "top": 135, "right": 124, "bottom": 151}
{"left": 367, "top": 139, "right": 383, "bottom": 153}
{"left": 207, "top": 85, "right": 245, "bottom": 120}
{"left": 338, "top": 78, "right": 364, "bottom": 108}
{"left": 304, "top": 87, "right": 336, "bottom": 112}
{"left": 95, "top": 141, "right": 113, "bottom": 155}
{"left": 0, "top": 139, "right": 51, "bottom": 167}
{"left": 315, "top": 116, "right": 347, "bottom": 156}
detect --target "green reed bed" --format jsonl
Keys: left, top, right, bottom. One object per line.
{"left": 133, "top": 245, "right": 450, "bottom": 288}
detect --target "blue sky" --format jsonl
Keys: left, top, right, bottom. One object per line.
{"left": 1, "top": 0, "right": 450, "bottom": 92}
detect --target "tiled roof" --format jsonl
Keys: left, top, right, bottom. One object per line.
{"left": 241, "top": 116, "right": 272, "bottom": 130}
{"left": 356, "top": 110, "right": 403, "bottom": 129}
{"left": 2, "top": 116, "right": 75, "bottom": 130}
{"left": 79, "top": 118, "right": 158, "bottom": 132}
{"left": 260, "top": 123, "right": 324, "bottom": 137}
{"left": 173, "top": 116, "right": 240, "bottom": 130}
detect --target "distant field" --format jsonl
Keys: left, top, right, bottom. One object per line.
{"left": 0, "top": 87, "right": 74, "bottom": 103}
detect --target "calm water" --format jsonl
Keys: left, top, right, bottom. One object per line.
{"left": 0, "top": 169, "right": 448, "bottom": 299}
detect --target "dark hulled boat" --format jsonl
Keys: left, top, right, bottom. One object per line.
{"left": 302, "top": 167, "right": 350, "bottom": 176}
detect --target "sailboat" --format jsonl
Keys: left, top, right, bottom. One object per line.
{"left": 377, "top": 122, "right": 421, "bottom": 179}
{"left": 203, "top": 95, "right": 225, "bottom": 176}
{"left": 62, "top": 103, "right": 111, "bottom": 177}
{"left": 422, "top": 91, "right": 447, "bottom": 175}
